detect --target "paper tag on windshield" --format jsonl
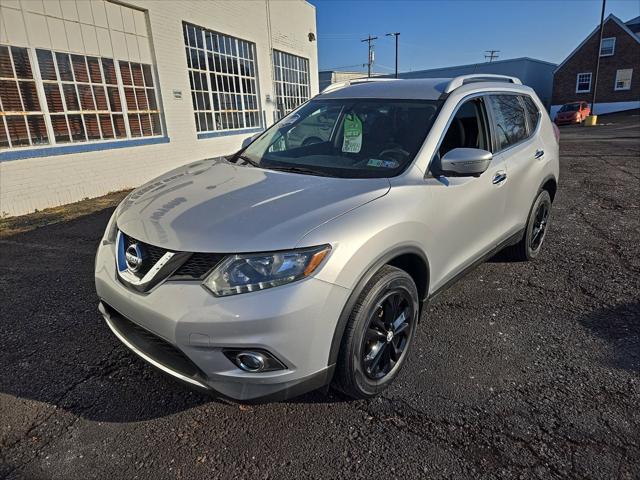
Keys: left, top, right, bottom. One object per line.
{"left": 342, "top": 114, "right": 362, "bottom": 153}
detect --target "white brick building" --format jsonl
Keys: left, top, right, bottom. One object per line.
{"left": 0, "top": 0, "right": 318, "bottom": 217}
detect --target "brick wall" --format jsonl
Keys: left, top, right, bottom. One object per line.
{"left": 552, "top": 18, "right": 640, "bottom": 106}
{"left": 0, "top": 0, "right": 318, "bottom": 217}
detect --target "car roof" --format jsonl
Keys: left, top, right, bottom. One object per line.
{"left": 318, "top": 78, "right": 451, "bottom": 101}
{"left": 317, "top": 76, "right": 528, "bottom": 101}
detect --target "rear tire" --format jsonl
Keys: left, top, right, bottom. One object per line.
{"left": 332, "top": 265, "right": 419, "bottom": 399}
{"left": 504, "top": 190, "right": 552, "bottom": 261}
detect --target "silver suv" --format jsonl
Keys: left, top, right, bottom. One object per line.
{"left": 95, "top": 75, "right": 559, "bottom": 401}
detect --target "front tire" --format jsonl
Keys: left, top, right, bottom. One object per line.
{"left": 332, "top": 265, "right": 419, "bottom": 399}
{"left": 504, "top": 190, "right": 552, "bottom": 261}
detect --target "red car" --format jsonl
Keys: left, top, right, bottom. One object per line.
{"left": 554, "top": 101, "right": 591, "bottom": 125}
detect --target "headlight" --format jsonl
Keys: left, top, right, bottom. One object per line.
{"left": 102, "top": 204, "right": 121, "bottom": 244}
{"left": 203, "top": 245, "right": 331, "bottom": 296}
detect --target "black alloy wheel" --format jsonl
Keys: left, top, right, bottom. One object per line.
{"left": 503, "top": 189, "right": 552, "bottom": 261}
{"left": 361, "top": 289, "right": 413, "bottom": 380}
{"left": 530, "top": 201, "right": 550, "bottom": 252}
{"left": 333, "top": 265, "right": 419, "bottom": 399}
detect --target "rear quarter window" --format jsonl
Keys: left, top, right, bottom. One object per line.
{"left": 522, "top": 96, "right": 540, "bottom": 133}
{"left": 487, "top": 94, "right": 528, "bottom": 151}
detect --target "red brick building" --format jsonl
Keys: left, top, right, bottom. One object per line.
{"left": 551, "top": 14, "right": 640, "bottom": 117}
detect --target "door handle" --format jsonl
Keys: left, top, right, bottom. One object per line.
{"left": 534, "top": 149, "right": 545, "bottom": 159}
{"left": 492, "top": 171, "right": 507, "bottom": 185}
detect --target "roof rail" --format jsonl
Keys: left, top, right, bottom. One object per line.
{"left": 321, "top": 77, "right": 396, "bottom": 94}
{"left": 444, "top": 74, "right": 522, "bottom": 93}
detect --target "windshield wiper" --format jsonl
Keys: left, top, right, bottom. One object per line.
{"left": 231, "top": 155, "right": 328, "bottom": 177}
{"left": 267, "top": 166, "right": 330, "bottom": 177}
{"left": 233, "top": 154, "right": 260, "bottom": 168}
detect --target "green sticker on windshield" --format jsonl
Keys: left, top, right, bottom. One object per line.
{"left": 342, "top": 113, "right": 362, "bottom": 153}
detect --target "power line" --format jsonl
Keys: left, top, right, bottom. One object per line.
{"left": 484, "top": 50, "right": 500, "bottom": 62}
{"left": 361, "top": 34, "right": 378, "bottom": 78}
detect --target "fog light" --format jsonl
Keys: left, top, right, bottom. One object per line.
{"left": 236, "top": 352, "right": 266, "bottom": 372}
{"left": 223, "top": 349, "right": 287, "bottom": 372}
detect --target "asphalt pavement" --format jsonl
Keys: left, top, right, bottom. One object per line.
{"left": 1, "top": 112, "right": 639, "bottom": 479}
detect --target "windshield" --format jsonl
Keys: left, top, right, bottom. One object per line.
{"left": 239, "top": 98, "right": 441, "bottom": 178}
{"left": 560, "top": 103, "right": 580, "bottom": 112}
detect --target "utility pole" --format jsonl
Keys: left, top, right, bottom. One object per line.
{"left": 361, "top": 35, "right": 378, "bottom": 78}
{"left": 591, "top": 0, "right": 607, "bottom": 117}
{"left": 386, "top": 32, "right": 400, "bottom": 78}
{"left": 484, "top": 50, "right": 500, "bottom": 62}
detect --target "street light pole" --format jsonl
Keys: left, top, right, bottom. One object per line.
{"left": 591, "top": 0, "right": 607, "bottom": 117}
{"left": 386, "top": 32, "right": 400, "bottom": 78}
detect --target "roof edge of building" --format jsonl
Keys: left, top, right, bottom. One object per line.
{"left": 554, "top": 13, "right": 640, "bottom": 73}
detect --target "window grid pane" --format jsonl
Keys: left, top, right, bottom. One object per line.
{"left": 576, "top": 73, "right": 591, "bottom": 93}
{"left": 183, "top": 22, "right": 260, "bottom": 133}
{"left": 600, "top": 38, "right": 615, "bottom": 56}
{"left": 30, "top": 46, "right": 162, "bottom": 146}
{"left": 119, "top": 60, "right": 162, "bottom": 138}
{"left": 273, "top": 49, "right": 310, "bottom": 121}
{"left": 0, "top": 44, "right": 49, "bottom": 148}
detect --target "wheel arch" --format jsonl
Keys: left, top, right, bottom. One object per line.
{"left": 541, "top": 175, "right": 557, "bottom": 202}
{"left": 327, "top": 246, "right": 430, "bottom": 368}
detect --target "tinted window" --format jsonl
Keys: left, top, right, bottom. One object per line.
{"left": 487, "top": 95, "right": 527, "bottom": 151}
{"left": 522, "top": 96, "right": 540, "bottom": 133}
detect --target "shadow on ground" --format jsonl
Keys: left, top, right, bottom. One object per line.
{"left": 580, "top": 302, "right": 640, "bottom": 372}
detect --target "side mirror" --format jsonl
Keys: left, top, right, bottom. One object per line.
{"left": 241, "top": 133, "right": 261, "bottom": 149}
{"left": 439, "top": 148, "right": 492, "bottom": 177}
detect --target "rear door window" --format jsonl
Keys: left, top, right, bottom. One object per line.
{"left": 486, "top": 95, "right": 528, "bottom": 151}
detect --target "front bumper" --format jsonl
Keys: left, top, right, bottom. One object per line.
{"left": 95, "top": 241, "right": 350, "bottom": 401}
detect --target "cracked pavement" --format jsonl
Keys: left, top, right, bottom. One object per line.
{"left": 1, "top": 111, "right": 639, "bottom": 479}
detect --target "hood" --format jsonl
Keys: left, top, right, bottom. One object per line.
{"left": 116, "top": 158, "right": 390, "bottom": 252}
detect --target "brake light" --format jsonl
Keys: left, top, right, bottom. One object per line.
{"left": 552, "top": 123, "right": 560, "bottom": 143}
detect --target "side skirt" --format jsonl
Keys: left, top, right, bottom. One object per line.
{"left": 425, "top": 228, "right": 525, "bottom": 305}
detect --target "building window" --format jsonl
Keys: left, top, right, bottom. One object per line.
{"left": 0, "top": 45, "right": 49, "bottom": 148}
{"left": 600, "top": 37, "right": 616, "bottom": 56}
{"left": 183, "top": 23, "right": 261, "bottom": 134}
{"left": 37, "top": 49, "right": 161, "bottom": 144}
{"left": 273, "top": 50, "right": 310, "bottom": 120}
{"left": 1, "top": 43, "right": 163, "bottom": 151}
{"left": 119, "top": 61, "right": 162, "bottom": 137}
{"left": 576, "top": 72, "right": 592, "bottom": 93}
{"left": 614, "top": 69, "right": 633, "bottom": 91}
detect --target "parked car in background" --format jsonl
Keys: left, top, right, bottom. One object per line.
{"left": 554, "top": 101, "right": 591, "bottom": 125}
{"left": 96, "top": 75, "right": 559, "bottom": 401}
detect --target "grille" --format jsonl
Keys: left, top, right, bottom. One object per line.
{"left": 103, "top": 303, "right": 205, "bottom": 381}
{"left": 122, "top": 232, "right": 224, "bottom": 280}
{"left": 173, "top": 253, "right": 225, "bottom": 279}
{"left": 124, "top": 234, "right": 170, "bottom": 278}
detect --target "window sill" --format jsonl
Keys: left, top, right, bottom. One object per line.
{"left": 197, "top": 127, "right": 263, "bottom": 140}
{"left": 0, "top": 136, "right": 170, "bottom": 162}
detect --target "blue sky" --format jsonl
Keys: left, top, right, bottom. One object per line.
{"left": 308, "top": 0, "right": 640, "bottom": 73}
